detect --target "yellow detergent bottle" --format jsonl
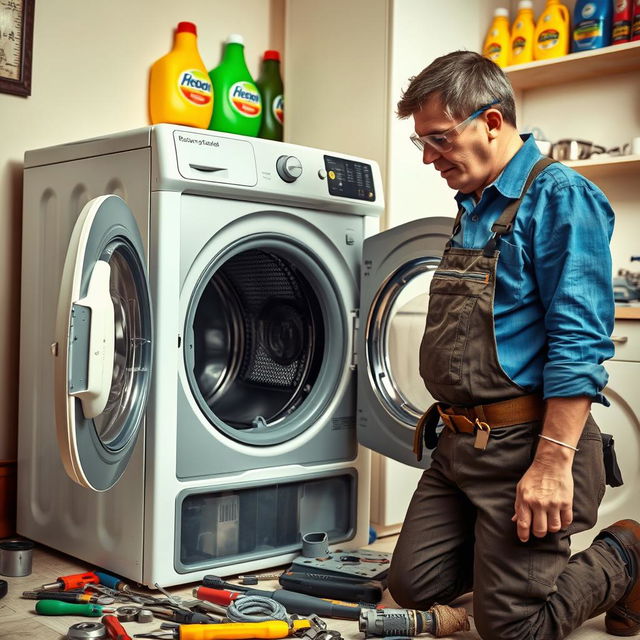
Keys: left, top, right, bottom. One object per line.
{"left": 533, "top": 0, "right": 571, "bottom": 60}
{"left": 149, "top": 21, "right": 213, "bottom": 128}
{"left": 483, "top": 8, "right": 511, "bottom": 67}
{"left": 510, "top": 0, "right": 536, "bottom": 65}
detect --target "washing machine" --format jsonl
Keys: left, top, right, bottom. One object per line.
{"left": 17, "top": 124, "right": 451, "bottom": 587}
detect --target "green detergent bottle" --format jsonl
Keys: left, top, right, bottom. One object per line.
{"left": 256, "top": 50, "right": 284, "bottom": 141}
{"left": 208, "top": 34, "right": 262, "bottom": 136}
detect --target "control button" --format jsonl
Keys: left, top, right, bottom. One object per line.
{"left": 345, "top": 233, "right": 355, "bottom": 246}
{"left": 318, "top": 169, "right": 327, "bottom": 180}
{"left": 276, "top": 155, "right": 303, "bottom": 183}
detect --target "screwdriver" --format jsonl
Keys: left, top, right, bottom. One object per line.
{"left": 95, "top": 571, "right": 131, "bottom": 592}
{"left": 103, "top": 614, "right": 133, "bottom": 640}
{"left": 137, "top": 619, "right": 312, "bottom": 640}
{"left": 147, "top": 605, "right": 216, "bottom": 624}
{"left": 194, "top": 586, "right": 363, "bottom": 620}
{"left": 35, "top": 599, "right": 115, "bottom": 617}
{"left": 22, "top": 590, "right": 105, "bottom": 604}
{"left": 41, "top": 571, "right": 100, "bottom": 591}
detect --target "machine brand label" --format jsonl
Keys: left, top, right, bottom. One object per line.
{"left": 229, "top": 82, "right": 262, "bottom": 117}
{"left": 178, "top": 70, "right": 213, "bottom": 106}
{"left": 272, "top": 94, "right": 284, "bottom": 125}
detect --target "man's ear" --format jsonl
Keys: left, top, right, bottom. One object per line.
{"left": 485, "top": 109, "right": 503, "bottom": 140}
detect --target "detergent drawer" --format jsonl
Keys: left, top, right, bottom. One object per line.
{"left": 611, "top": 318, "right": 640, "bottom": 363}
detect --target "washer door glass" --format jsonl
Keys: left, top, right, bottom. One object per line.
{"left": 55, "top": 195, "right": 152, "bottom": 491}
{"left": 185, "top": 237, "right": 348, "bottom": 446}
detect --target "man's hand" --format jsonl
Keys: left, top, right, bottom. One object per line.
{"left": 511, "top": 396, "right": 591, "bottom": 542}
{"left": 512, "top": 456, "right": 574, "bottom": 542}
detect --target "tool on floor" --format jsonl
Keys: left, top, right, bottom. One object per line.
{"left": 358, "top": 605, "right": 470, "bottom": 638}
{"left": 35, "top": 599, "right": 116, "bottom": 617}
{"left": 103, "top": 614, "right": 133, "bottom": 640}
{"left": 117, "top": 606, "right": 142, "bottom": 622}
{"left": 133, "top": 619, "right": 312, "bottom": 639}
{"left": 96, "top": 572, "right": 131, "bottom": 592}
{"left": 0, "top": 539, "right": 34, "bottom": 577}
{"left": 146, "top": 605, "right": 217, "bottom": 624}
{"left": 67, "top": 621, "right": 108, "bottom": 639}
{"left": 293, "top": 616, "right": 343, "bottom": 640}
{"left": 41, "top": 571, "right": 101, "bottom": 591}
{"left": 278, "top": 571, "right": 384, "bottom": 604}
{"left": 23, "top": 590, "right": 113, "bottom": 604}
{"left": 195, "top": 585, "right": 363, "bottom": 620}
{"left": 137, "top": 609, "right": 155, "bottom": 623}
{"left": 290, "top": 550, "right": 391, "bottom": 581}
{"left": 226, "top": 594, "right": 290, "bottom": 622}
{"left": 236, "top": 573, "right": 283, "bottom": 585}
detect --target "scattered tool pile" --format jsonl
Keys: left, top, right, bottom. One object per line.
{"left": 21, "top": 562, "right": 471, "bottom": 639}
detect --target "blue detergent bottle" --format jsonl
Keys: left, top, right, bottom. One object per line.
{"left": 573, "top": 0, "right": 612, "bottom": 51}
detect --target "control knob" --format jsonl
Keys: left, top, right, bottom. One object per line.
{"left": 276, "top": 155, "right": 303, "bottom": 183}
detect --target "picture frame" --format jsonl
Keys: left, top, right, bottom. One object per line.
{"left": 0, "top": 0, "right": 35, "bottom": 97}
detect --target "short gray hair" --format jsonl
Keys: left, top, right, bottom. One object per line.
{"left": 397, "top": 50, "right": 517, "bottom": 127}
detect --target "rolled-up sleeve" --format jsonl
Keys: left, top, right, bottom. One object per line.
{"left": 531, "top": 178, "right": 615, "bottom": 404}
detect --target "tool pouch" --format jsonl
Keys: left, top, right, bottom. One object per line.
{"left": 601, "top": 432, "right": 624, "bottom": 487}
{"left": 413, "top": 403, "right": 445, "bottom": 462}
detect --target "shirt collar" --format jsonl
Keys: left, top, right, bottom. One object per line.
{"left": 455, "top": 133, "right": 542, "bottom": 207}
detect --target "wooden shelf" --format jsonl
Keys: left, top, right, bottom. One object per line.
{"left": 505, "top": 41, "right": 640, "bottom": 91}
{"left": 615, "top": 306, "right": 640, "bottom": 320}
{"left": 563, "top": 154, "right": 640, "bottom": 179}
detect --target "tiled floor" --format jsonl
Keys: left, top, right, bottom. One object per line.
{"left": 0, "top": 535, "right": 614, "bottom": 639}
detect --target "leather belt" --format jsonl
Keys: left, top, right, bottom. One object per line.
{"left": 413, "top": 393, "right": 544, "bottom": 461}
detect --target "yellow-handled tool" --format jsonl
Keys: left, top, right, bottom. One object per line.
{"left": 178, "top": 619, "right": 311, "bottom": 640}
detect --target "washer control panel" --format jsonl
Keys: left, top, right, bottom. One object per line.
{"left": 323, "top": 154, "right": 376, "bottom": 202}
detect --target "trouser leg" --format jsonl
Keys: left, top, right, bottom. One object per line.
{"left": 388, "top": 429, "right": 475, "bottom": 608}
{"left": 464, "top": 417, "right": 630, "bottom": 640}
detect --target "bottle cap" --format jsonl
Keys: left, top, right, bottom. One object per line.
{"left": 517, "top": 0, "right": 533, "bottom": 8}
{"left": 264, "top": 50, "right": 281, "bottom": 61}
{"left": 494, "top": 7, "right": 509, "bottom": 16}
{"left": 226, "top": 34, "right": 245, "bottom": 45}
{"left": 177, "top": 22, "right": 197, "bottom": 35}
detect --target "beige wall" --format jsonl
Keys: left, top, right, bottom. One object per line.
{"left": 0, "top": 0, "right": 284, "bottom": 460}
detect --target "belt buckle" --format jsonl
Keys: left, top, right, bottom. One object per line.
{"left": 474, "top": 418, "right": 491, "bottom": 451}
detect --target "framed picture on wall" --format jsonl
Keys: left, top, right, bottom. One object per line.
{"left": 0, "top": 0, "right": 35, "bottom": 97}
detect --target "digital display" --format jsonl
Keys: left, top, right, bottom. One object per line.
{"left": 324, "top": 155, "right": 376, "bottom": 202}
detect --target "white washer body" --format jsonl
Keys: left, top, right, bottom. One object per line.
{"left": 18, "top": 125, "right": 383, "bottom": 586}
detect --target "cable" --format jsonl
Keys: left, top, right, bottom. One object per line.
{"left": 226, "top": 595, "right": 290, "bottom": 623}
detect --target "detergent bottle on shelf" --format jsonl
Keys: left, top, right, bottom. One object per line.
{"left": 208, "top": 34, "right": 263, "bottom": 136}
{"left": 256, "top": 50, "right": 284, "bottom": 141}
{"left": 482, "top": 8, "right": 510, "bottom": 67}
{"left": 148, "top": 22, "right": 213, "bottom": 128}
{"left": 533, "top": 0, "right": 571, "bottom": 60}
{"left": 631, "top": 0, "right": 640, "bottom": 40}
{"left": 572, "top": 0, "right": 612, "bottom": 51}
{"left": 612, "top": 0, "right": 633, "bottom": 43}
{"left": 509, "top": 0, "right": 536, "bottom": 65}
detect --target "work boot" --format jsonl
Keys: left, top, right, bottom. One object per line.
{"left": 596, "top": 519, "right": 640, "bottom": 636}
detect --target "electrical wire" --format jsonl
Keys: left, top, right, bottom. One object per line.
{"left": 226, "top": 595, "right": 290, "bottom": 623}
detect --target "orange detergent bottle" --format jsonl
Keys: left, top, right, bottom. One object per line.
{"left": 533, "top": 0, "right": 571, "bottom": 60}
{"left": 149, "top": 21, "right": 213, "bottom": 128}
{"left": 482, "top": 8, "right": 511, "bottom": 67}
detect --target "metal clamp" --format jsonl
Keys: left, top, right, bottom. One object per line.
{"left": 67, "top": 621, "right": 107, "bottom": 639}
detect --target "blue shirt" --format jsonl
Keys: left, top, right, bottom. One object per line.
{"left": 453, "top": 134, "right": 615, "bottom": 404}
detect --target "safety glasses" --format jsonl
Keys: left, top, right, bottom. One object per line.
{"left": 410, "top": 100, "right": 500, "bottom": 153}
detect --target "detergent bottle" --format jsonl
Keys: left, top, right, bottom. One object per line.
{"left": 256, "top": 50, "right": 284, "bottom": 141}
{"left": 482, "top": 8, "right": 510, "bottom": 67}
{"left": 509, "top": 0, "right": 536, "bottom": 65}
{"left": 208, "top": 34, "right": 262, "bottom": 136}
{"left": 573, "top": 0, "right": 612, "bottom": 51}
{"left": 631, "top": 0, "right": 640, "bottom": 40}
{"left": 148, "top": 22, "right": 213, "bottom": 128}
{"left": 612, "top": 0, "right": 632, "bottom": 43}
{"left": 533, "top": 0, "right": 571, "bottom": 60}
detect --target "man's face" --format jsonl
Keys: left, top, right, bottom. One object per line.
{"left": 412, "top": 97, "right": 493, "bottom": 196}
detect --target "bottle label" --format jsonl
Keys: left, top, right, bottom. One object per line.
{"left": 612, "top": 21, "right": 631, "bottom": 40}
{"left": 581, "top": 3, "right": 597, "bottom": 18}
{"left": 485, "top": 42, "right": 502, "bottom": 60}
{"left": 178, "top": 70, "right": 213, "bottom": 106}
{"left": 229, "top": 81, "right": 262, "bottom": 117}
{"left": 574, "top": 20, "right": 603, "bottom": 42}
{"left": 512, "top": 36, "right": 527, "bottom": 55}
{"left": 537, "top": 29, "right": 560, "bottom": 48}
{"left": 272, "top": 94, "right": 284, "bottom": 125}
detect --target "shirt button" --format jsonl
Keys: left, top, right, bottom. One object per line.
{"left": 471, "top": 215, "right": 479, "bottom": 222}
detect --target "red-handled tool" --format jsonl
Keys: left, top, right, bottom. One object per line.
{"left": 102, "top": 614, "right": 132, "bottom": 640}
{"left": 41, "top": 571, "right": 100, "bottom": 591}
{"left": 193, "top": 586, "right": 242, "bottom": 606}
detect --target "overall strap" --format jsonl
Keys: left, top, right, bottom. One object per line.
{"left": 445, "top": 206, "right": 466, "bottom": 249}
{"left": 483, "top": 156, "right": 556, "bottom": 257}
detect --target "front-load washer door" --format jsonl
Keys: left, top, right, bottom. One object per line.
{"left": 54, "top": 195, "right": 153, "bottom": 491}
{"left": 357, "top": 216, "right": 453, "bottom": 468}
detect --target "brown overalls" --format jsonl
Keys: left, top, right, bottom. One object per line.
{"left": 388, "top": 159, "right": 629, "bottom": 639}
